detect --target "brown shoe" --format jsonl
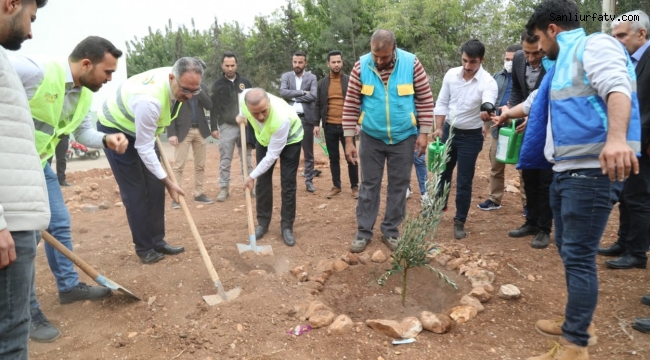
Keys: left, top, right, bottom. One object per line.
{"left": 526, "top": 337, "right": 589, "bottom": 360}
{"left": 535, "top": 318, "right": 597, "bottom": 346}
{"left": 351, "top": 187, "right": 359, "bottom": 199}
{"left": 326, "top": 187, "right": 341, "bottom": 199}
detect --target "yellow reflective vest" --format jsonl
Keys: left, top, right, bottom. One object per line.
{"left": 241, "top": 93, "right": 303, "bottom": 147}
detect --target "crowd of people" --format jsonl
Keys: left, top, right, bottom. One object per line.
{"left": 0, "top": 0, "right": 648, "bottom": 359}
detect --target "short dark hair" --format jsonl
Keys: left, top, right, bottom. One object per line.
{"left": 506, "top": 44, "right": 522, "bottom": 53}
{"left": 327, "top": 50, "right": 342, "bottom": 62}
{"left": 461, "top": 39, "right": 485, "bottom": 59}
{"left": 520, "top": 29, "right": 540, "bottom": 44}
{"left": 69, "top": 36, "right": 123, "bottom": 64}
{"left": 222, "top": 51, "right": 237, "bottom": 63}
{"left": 293, "top": 51, "right": 307, "bottom": 60}
{"left": 23, "top": 0, "right": 48, "bottom": 8}
{"left": 526, "top": 0, "right": 581, "bottom": 34}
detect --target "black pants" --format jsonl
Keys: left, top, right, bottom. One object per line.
{"left": 616, "top": 154, "right": 650, "bottom": 260}
{"left": 324, "top": 124, "right": 358, "bottom": 189}
{"left": 47, "top": 134, "right": 69, "bottom": 183}
{"left": 256, "top": 141, "right": 301, "bottom": 231}
{"left": 300, "top": 114, "right": 315, "bottom": 182}
{"left": 97, "top": 123, "right": 167, "bottom": 256}
{"left": 522, "top": 168, "right": 553, "bottom": 234}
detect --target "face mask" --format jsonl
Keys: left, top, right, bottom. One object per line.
{"left": 504, "top": 60, "right": 513, "bottom": 73}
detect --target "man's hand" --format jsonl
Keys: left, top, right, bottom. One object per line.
{"left": 480, "top": 111, "right": 492, "bottom": 122}
{"left": 432, "top": 128, "right": 443, "bottom": 140}
{"left": 355, "top": 125, "right": 360, "bottom": 135}
{"left": 0, "top": 228, "right": 16, "bottom": 269}
{"left": 211, "top": 130, "right": 219, "bottom": 139}
{"left": 313, "top": 127, "right": 320, "bottom": 138}
{"left": 105, "top": 133, "right": 129, "bottom": 154}
{"left": 168, "top": 136, "right": 179, "bottom": 146}
{"left": 236, "top": 115, "right": 247, "bottom": 126}
{"left": 415, "top": 133, "right": 428, "bottom": 157}
{"left": 599, "top": 140, "right": 639, "bottom": 181}
{"left": 345, "top": 138, "right": 358, "bottom": 165}
{"left": 243, "top": 176, "right": 255, "bottom": 193}
{"left": 491, "top": 113, "right": 509, "bottom": 127}
{"left": 162, "top": 177, "right": 185, "bottom": 203}
{"left": 515, "top": 118, "right": 528, "bottom": 134}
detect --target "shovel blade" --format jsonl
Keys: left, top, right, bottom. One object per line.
{"left": 95, "top": 275, "right": 141, "bottom": 301}
{"left": 237, "top": 243, "right": 274, "bottom": 256}
{"left": 202, "top": 287, "right": 242, "bottom": 306}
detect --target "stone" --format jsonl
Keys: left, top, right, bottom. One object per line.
{"left": 420, "top": 312, "right": 453, "bottom": 334}
{"left": 449, "top": 306, "right": 478, "bottom": 324}
{"left": 196, "top": 205, "right": 204, "bottom": 209}
{"left": 297, "top": 272, "right": 309, "bottom": 282}
{"left": 309, "top": 310, "right": 335, "bottom": 329}
{"left": 435, "top": 254, "right": 453, "bottom": 267}
{"left": 527, "top": 274, "right": 536, "bottom": 282}
{"left": 289, "top": 303, "right": 309, "bottom": 318}
{"left": 73, "top": 186, "right": 84, "bottom": 194}
{"left": 358, "top": 253, "right": 371, "bottom": 265}
{"left": 498, "top": 284, "right": 521, "bottom": 300}
{"left": 466, "top": 269, "right": 495, "bottom": 284}
{"left": 333, "top": 260, "right": 349, "bottom": 272}
{"left": 89, "top": 193, "right": 100, "bottom": 200}
{"left": 366, "top": 319, "right": 403, "bottom": 339}
{"left": 505, "top": 185, "right": 520, "bottom": 193}
{"left": 460, "top": 295, "right": 485, "bottom": 312}
{"left": 248, "top": 270, "right": 267, "bottom": 276}
{"left": 328, "top": 315, "right": 353, "bottom": 335}
{"left": 304, "top": 301, "right": 328, "bottom": 319}
{"left": 400, "top": 317, "right": 422, "bottom": 339}
{"left": 315, "top": 260, "right": 335, "bottom": 273}
{"left": 99, "top": 201, "right": 111, "bottom": 210}
{"left": 371, "top": 250, "right": 387, "bottom": 263}
{"left": 115, "top": 202, "right": 123, "bottom": 207}
{"left": 237, "top": 324, "right": 243, "bottom": 332}
{"left": 308, "top": 272, "right": 329, "bottom": 284}
{"left": 89, "top": 183, "right": 99, "bottom": 190}
{"left": 446, "top": 257, "right": 467, "bottom": 270}
{"left": 290, "top": 265, "right": 307, "bottom": 277}
{"left": 81, "top": 204, "right": 99, "bottom": 213}
{"left": 473, "top": 282, "right": 494, "bottom": 293}
{"left": 469, "top": 287, "right": 491, "bottom": 303}
{"left": 302, "top": 281, "right": 323, "bottom": 292}
{"left": 147, "top": 296, "right": 156, "bottom": 306}
{"left": 341, "top": 253, "right": 359, "bottom": 265}
{"left": 127, "top": 332, "right": 138, "bottom": 338}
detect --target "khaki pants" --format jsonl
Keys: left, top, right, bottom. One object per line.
{"left": 172, "top": 128, "right": 206, "bottom": 197}
{"left": 488, "top": 135, "right": 526, "bottom": 206}
{"left": 218, "top": 122, "right": 253, "bottom": 188}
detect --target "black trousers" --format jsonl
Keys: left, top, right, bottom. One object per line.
{"left": 616, "top": 154, "right": 650, "bottom": 260}
{"left": 47, "top": 134, "right": 69, "bottom": 182}
{"left": 299, "top": 114, "right": 315, "bottom": 182}
{"left": 521, "top": 168, "right": 553, "bottom": 234}
{"left": 324, "top": 124, "right": 359, "bottom": 189}
{"left": 255, "top": 141, "right": 301, "bottom": 231}
{"left": 97, "top": 123, "right": 166, "bottom": 256}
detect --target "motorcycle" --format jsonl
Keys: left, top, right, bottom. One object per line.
{"left": 66, "top": 140, "right": 101, "bottom": 160}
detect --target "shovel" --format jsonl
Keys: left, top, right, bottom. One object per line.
{"left": 156, "top": 137, "right": 241, "bottom": 306}
{"left": 236, "top": 121, "right": 274, "bottom": 256}
{"left": 41, "top": 231, "right": 140, "bottom": 301}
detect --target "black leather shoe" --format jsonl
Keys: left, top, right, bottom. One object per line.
{"left": 531, "top": 232, "right": 551, "bottom": 249}
{"left": 598, "top": 242, "right": 626, "bottom": 256}
{"left": 641, "top": 294, "right": 650, "bottom": 307}
{"left": 632, "top": 318, "right": 650, "bottom": 333}
{"left": 306, "top": 182, "right": 315, "bottom": 193}
{"left": 138, "top": 250, "right": 165, "bottom": 264}
{"left": 282, "top": 228, "right": 296, "bottom": 246}
{"left": 59, "top": 180, "right": 71, "bottom": 187}
{"left": 605, "top": 253, "right": 647, "bottom": 269}
{"left": 155, "top": 244, "right": 185, "bottom": 255}
{"left": 508, "top": 223, "right": 539, "bottom": 238}
{"left": 255, "top": 226, "right": 268, "bottom": 240}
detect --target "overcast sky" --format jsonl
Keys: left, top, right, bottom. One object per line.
{"left": 17, "top": 0, "right": 286, "bottom": 110}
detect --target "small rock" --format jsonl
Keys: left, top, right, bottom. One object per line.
{"left": 297, "top": 272, "right": 309, "bottom": 282}
{"left": 309, "top": 310, "right": 335, "bottom": 329}
{"left": 371, "top": 250, "right": 387, "bottom": 263}
{"left": 394, "top": 287, "right": 402, "bottom": 295}
{"left": 302, "top": 281, "right": 323, "bottom": 292}
{"left": 127, "top": 332, "right": 138, "bottom": 338}
{"left": 81, "top": 204, "right": 99, "bottom": 213}
{"left": 466, "top": 269, "right": 495, "bottom": 284}
{"left": 147, "top": 296, "right": 156, "bottom": 306}
{"left": 89, "top": 183, "right": 99, "bottom": 190}
{"left": 473, "top": 282, "right": 495, "bottom": 293}
{"left": 341, "top": 253, "right": 359, "bottom": 265}
{"left": 290, "top": 265, "right": 307, "bottom": 277}
{"left": 420, "top": 311, "right": 453, "bottom": 334}
{"left": 317, "top": 203, "right": 328, "bottom": 209}
{"left": 469, "top": 287, "right": 491, "bottom": 303}
{"left": 366, "top": 319, "right": 403, "bottom": 339}
{"left": 289, "top": 303, "right": 309, "bottom": 318}
{"left": 248, "top": 270, "right": 267, "bottom": 276}
{"left": 436, "top": 254, "right": 453, "bottom": 266}
{"left": 315, "top": 260, "right": 335, "bottom": 273}
{"left": 333, "top": 260, "right": 349, "bottom": 272}
{"left": 73, "top": 186, "right": 84, "bottom": 194}
{"left": 328, "top": 315, "right": 353, "bottom": 335}
{"left": 446, "top": 257, "right": 467, "bottom": 270}
{"left": 99, "top": 201, "right": 111, "bottom": 210}
{"left": 460, "top": 295, "right": 485, "bottom": 312}
{"left": 90, "top": 193, "right": 100, "bottom": 200}
{"left": 114, "top": 201, "right": 123, "bottom": 207}
{"left": 498, "top": 284, "right": 521, "bottom": 300}
{"left": 304, "top": 301, "right": 328, "bottom": 319}
{"left": 527, "top": 274, "right": 536, "bottom": 282}
{"left": 449, "top": 306, "right": 478, "bottom": 324}
{"left": 358, "top": 253, "right": 371, "bottom": 265}
{"left": 308, "top": 272, "right": 329, "bottom": 284}
{"left": 400, "top": 317, "right": 422, "bottom": 339}
{"left": 196, "top": 205, "right": 204, "bottom": 209}
{"left": 505, "top": 185, "right": 520, "bottom": 193}
{"left": 237, "top": 324, "right": 243, "bottom": 332}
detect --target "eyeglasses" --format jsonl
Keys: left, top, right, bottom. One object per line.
{"left": 175, "top": 78, "right": 201, "bottom": 95}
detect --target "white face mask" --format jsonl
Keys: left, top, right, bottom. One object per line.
{"left": 504, "top": 60, "right": 513, "bottom": 73}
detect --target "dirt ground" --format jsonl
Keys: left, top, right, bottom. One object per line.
{"left": 29, "top": 139, "right": 650, "bottom": 360}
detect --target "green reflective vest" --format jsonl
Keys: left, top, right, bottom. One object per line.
{"left": 241, "top": 93, "right": 303, "bottom": 147}
{"left": 31, "top": 60, "right": 93, "bottom": 166}
{"left": 97, "top": 67, "right": 181, "bottom": 137}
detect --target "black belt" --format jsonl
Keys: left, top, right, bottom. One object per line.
{"left": 450, "top": 127, "right": 482, "bottom": 134}
{"left": 190, "top": 123, "right": 200, "bottom": 128}
{"left": 326, "top": 124, "right": 343, "bottom": 128}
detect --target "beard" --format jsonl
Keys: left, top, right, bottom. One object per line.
{"left": 1, "top": 17, "right": 29, "bottom": 50}
{"left": 293, "top": 67, "right": 304, "bottom": 75}
{"left": 79, "top": 72, "right": 103, "bottom": 92}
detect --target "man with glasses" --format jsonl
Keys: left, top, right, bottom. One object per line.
{"left": 97, "top": 58, "right": 204, "bottom": 264}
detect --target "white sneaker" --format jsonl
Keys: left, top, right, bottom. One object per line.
{"left": 406, "top": 188, "right": 412, "bottom": 199}
{"left": 420, "top": 193, "right": 429, "bottom": 204}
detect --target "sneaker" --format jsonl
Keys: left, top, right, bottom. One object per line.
{"left": 382, "top": 235, "right": 399, "bottom": 251}
{"left": 420, "top": 192, "right": 429, "bottom": 204}
{"left": 350, "top": 237, "right": 370, "bottom": 253}
{"left": 194, "top": 194, "right": 213, "bottom": 204}
{"left": 526, "top": 337, "right": 589, "bottom": 360}
{"left": 216, "top": 187, "right": 229, "bottom": 202}
{"left": 351, "top": 187, "right": 359, "bottom": 199}
{"left": 477, "top": 199, "right": 501, "bottom": 211}
{"left": 30, "top": 308, "right": 61, "bottom": 343}
{"left": 406, "top": 188, "right": 412, "bottom": 199}
{"left": 326, "top": 187, "right": 341, "bottom": 199}
{"left": 535, "top": 318, "right": 597, "bottom": 346}
{"left": 59, "top": 282, "right": 112, "bottom": 304}
{"left": 454, "top": 220, "right": 466, "bottom": 239}
{"left": 171, "top": 200, "right": 180, "bottom": 209}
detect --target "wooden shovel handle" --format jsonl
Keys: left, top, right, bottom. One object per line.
{"left": 41, "top": 231, "right": 100, "bottom": 279}
{"left": 156, "top": 137, "right": 221, "bottom": 283}
{"left": 240, "top": 122, "right": 256, "bottom": 238}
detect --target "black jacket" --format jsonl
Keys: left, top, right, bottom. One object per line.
{"left": 510, "top": 50, "right": 546, "bottom": 107}
{"left": 210, "top": 73, "right": 252, "bottom": 128}
{"left": 314, "top": 73, "right": 349, "bottom": 128}
{"left": 167, "top": 83, "right": 212, "bottom": 141}
{"left": 636, "top": 46, "right": 650, "bottom": 150}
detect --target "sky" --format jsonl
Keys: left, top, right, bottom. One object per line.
{"left": 18, "top": 0, "right": 286, "bottom": 111}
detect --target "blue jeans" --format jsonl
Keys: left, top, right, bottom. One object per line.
{"left": 436, "top": 123, "right": 483, "bottom": 222}
{"left": 550, "top": 168, "right": 623, "bottom": 347}
{"left": 0, "top": 231, "right": 38, "bottom": 360}
{"left": 413, "top": 150, "right": 427, "bottom": 195}
{"left": 30, "top": 164, "right": 79, "bottom": 311}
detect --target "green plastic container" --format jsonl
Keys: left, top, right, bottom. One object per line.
{"left": 427, "top": 137, "right": 446, "bottom": 172}
{"left": 496, "top": 121, "right": 523, "bottom": 164}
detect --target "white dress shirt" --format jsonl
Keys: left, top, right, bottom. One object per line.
{"left": 434, "top": 65, "right": 498, "bottom": 130}
{"left": 249, "top": 119, "right": 290, "bottom": 180}
{"left": 292, "top": 74, "right": 304, "bottom": 114}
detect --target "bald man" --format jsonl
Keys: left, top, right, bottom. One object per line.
{"left": 237, "top": 88, "right": 304, "bottom": 246}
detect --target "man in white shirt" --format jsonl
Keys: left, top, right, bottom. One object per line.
{"left": 433, "top": 39, "right": 498, "bottom": 239}
{"left": 237, "top": 88, "right": 304, "bottom": 246}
